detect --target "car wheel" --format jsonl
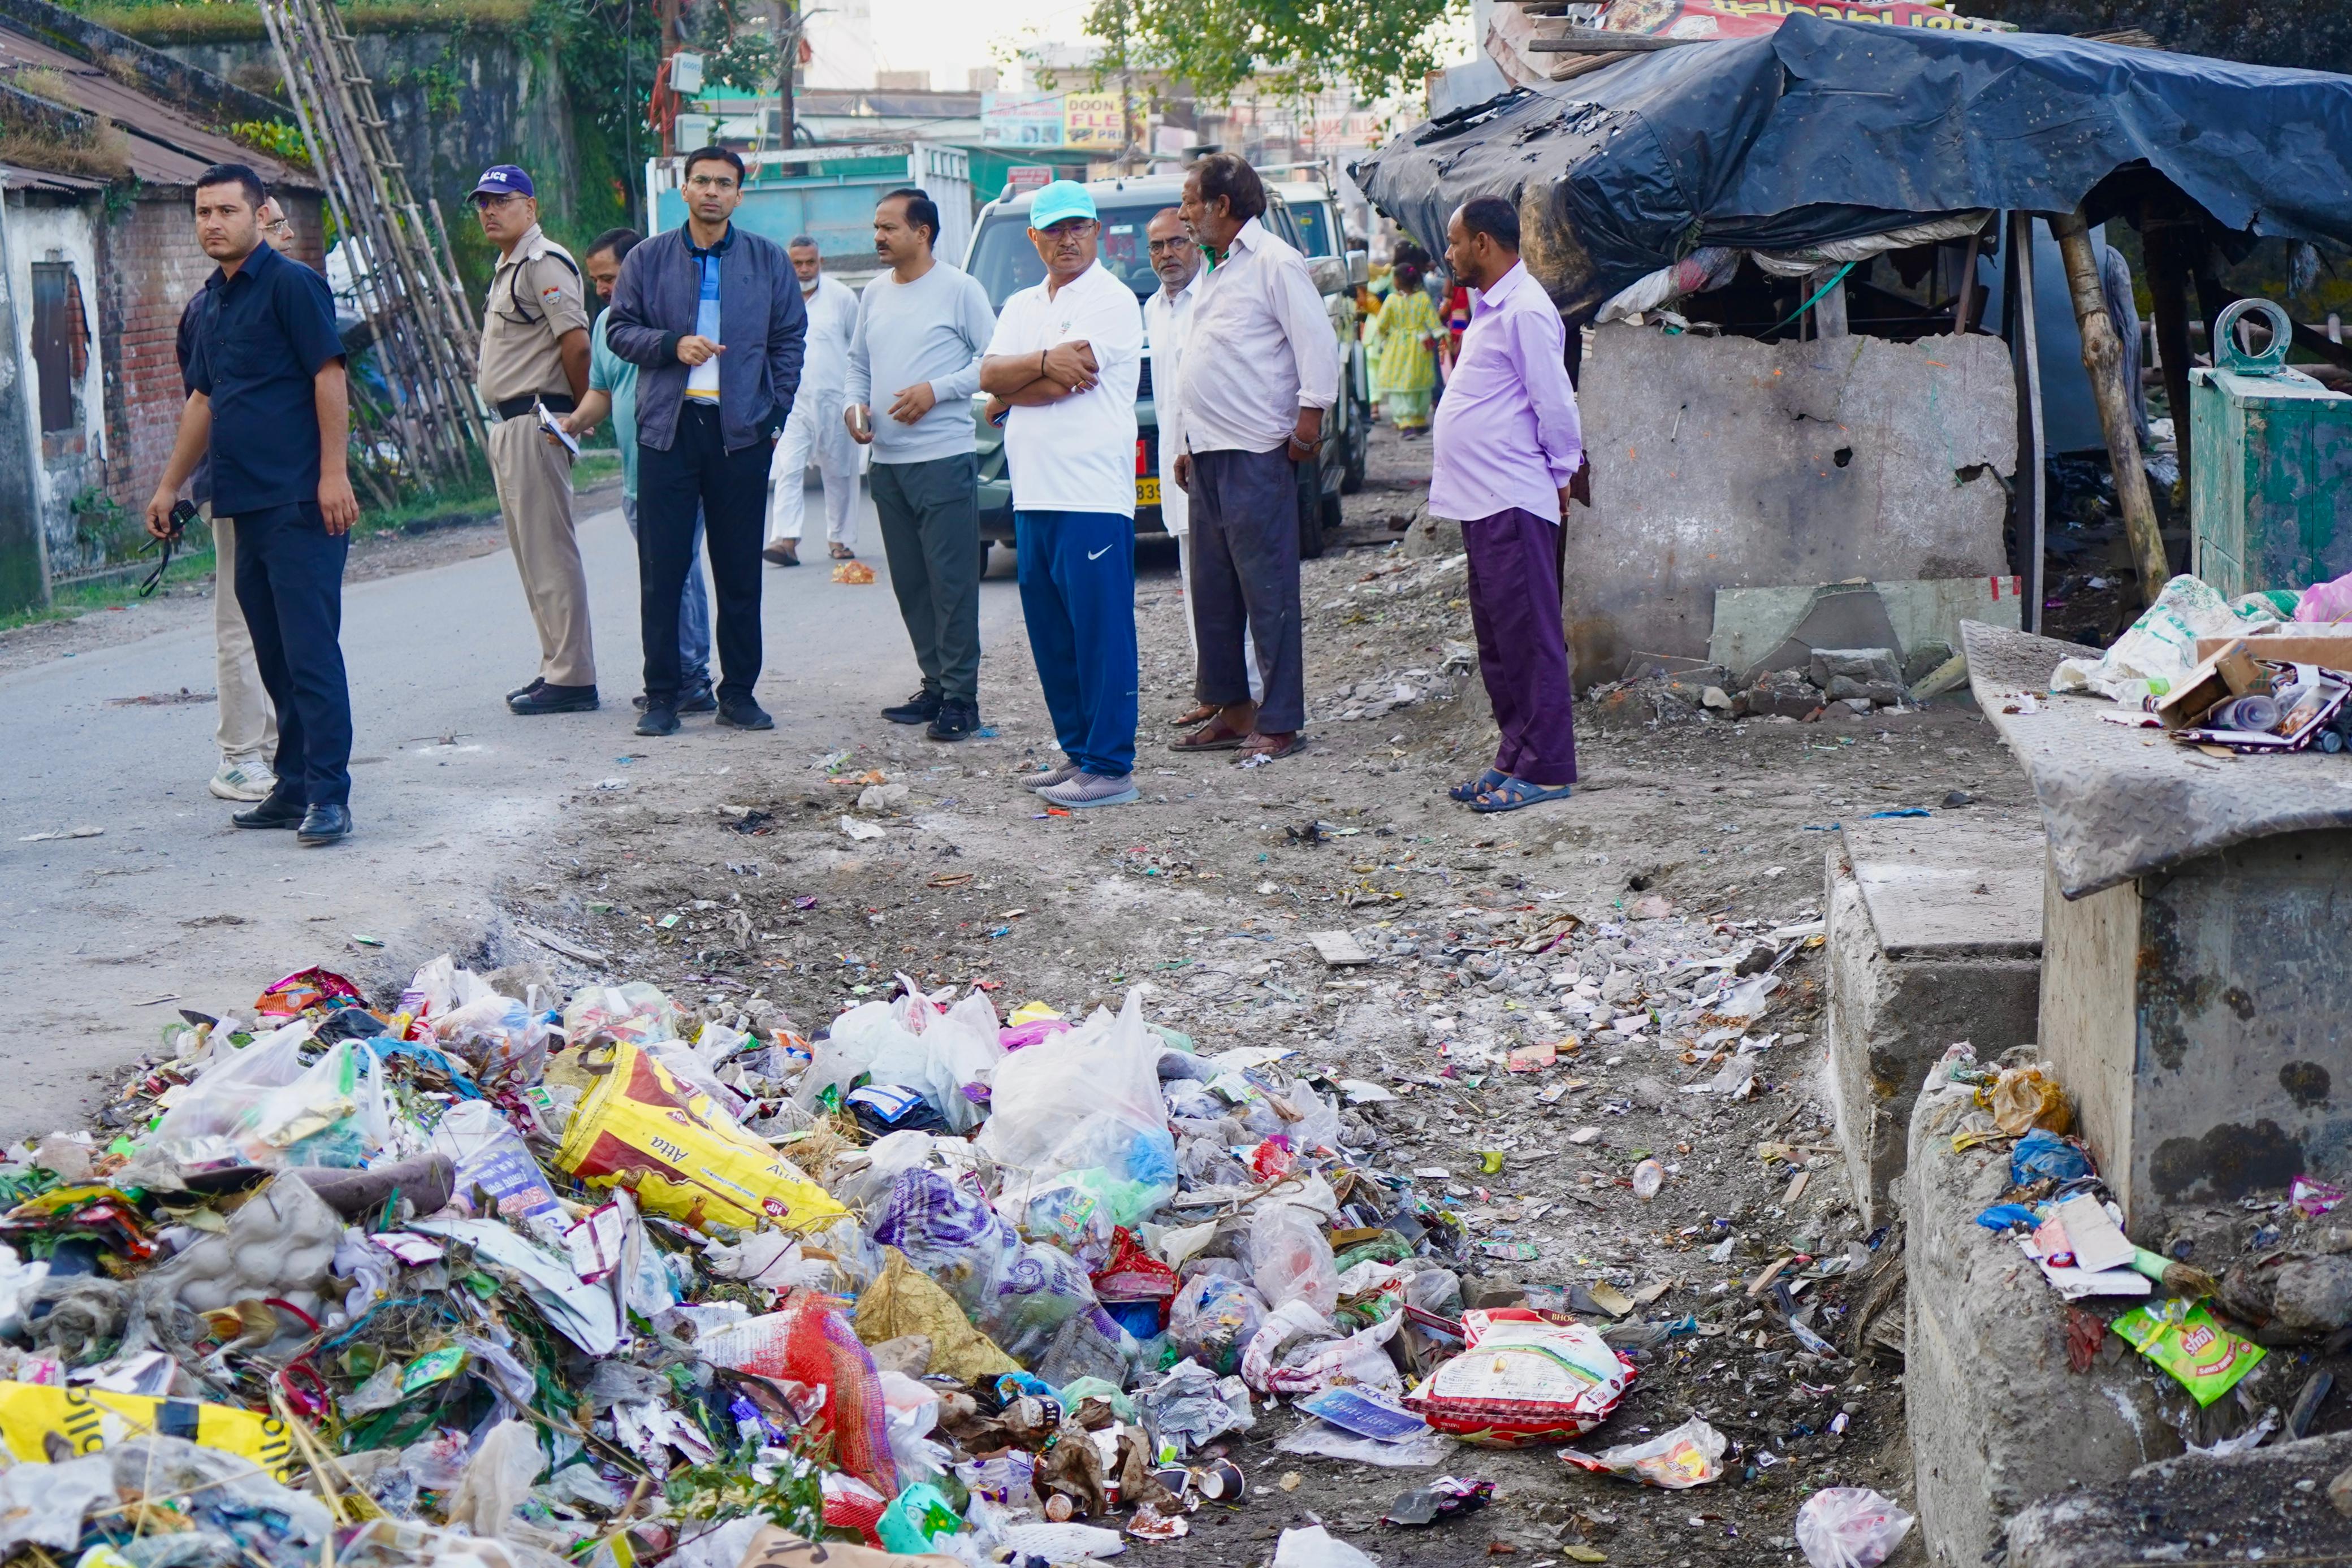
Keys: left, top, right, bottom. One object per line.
{"left": 978, "top": 539, "right": 993, "bottom": 578}
{"left": 1341, "top": 397, "right": 1368, "bottom": 495}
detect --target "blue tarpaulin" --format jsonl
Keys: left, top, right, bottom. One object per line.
{"left": 1354, "top": 15, "right": 2352, "bottom": 319}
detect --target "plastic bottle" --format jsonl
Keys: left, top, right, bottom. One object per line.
{"left": 1632, "top": 1159, "right": 1665, "bottom": 1200}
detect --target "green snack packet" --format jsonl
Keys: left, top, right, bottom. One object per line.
{"left": 2110, "top": 1299, "right": 2265, "bottom": 1406}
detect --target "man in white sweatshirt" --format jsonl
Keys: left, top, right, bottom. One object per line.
{"left": 845, "top": 187, "right": 998, "bottom": 741}
{"left": 764, "top": 236, "right": 862, "bottom": 564}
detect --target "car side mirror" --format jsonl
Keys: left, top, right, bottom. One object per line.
{"left": 1308, "top": 255, "right": 1347, "bottom": 297}
{"left": 1347, "top": 250, "right": 1369, "bottom": 288}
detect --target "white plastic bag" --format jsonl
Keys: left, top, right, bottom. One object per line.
{"left": 445, "top": 1419, "right": 544, "bottom": 1540}
{"left": 146, "top": 1019, "right": 314, "bottom": 1151}
{"left": 976, "top": 989, "right": 1176, "bottom": 1217}
{"left": 854, "top": 981, "right": 1004, "bottom": 1133}
{"left": 1250, "top": 1202, "right": 1338, "bottom": 1314}
{"left": 1272, "top": 1525, "right": 1382, "bottom": 1568}
{"left": 1796, "top": 1487, "right": 1916, "bottom": 1568}
{"left": 2050, "top": 574, "right": 2290, "bottom": 703}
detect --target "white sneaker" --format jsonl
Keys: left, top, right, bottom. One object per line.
{"left": 1021, "top": 761, "right": 1082, "bottom": 792}
{"left": 209, "top": 760, "right": 278, "bottom": 802}
{"left": 1038, "top": 771, "right": 1140, "bottom": 809}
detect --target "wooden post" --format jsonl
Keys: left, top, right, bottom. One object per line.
{"left": 2005, "top": 211, "right": 2047, "bottom": 634}
{"left": 2051, "top": 206, "right": 2169, "bottom": 607}
{"left": 1951, "top": 230, "right": 1981, "bottom": 335}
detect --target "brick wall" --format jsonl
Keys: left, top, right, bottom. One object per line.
{"left": 96, "top": 187, "right": 328, "bottom": 509}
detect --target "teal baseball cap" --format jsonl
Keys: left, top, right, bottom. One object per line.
{"left": 1028, "top": 180, "right": 1098, "bottom": 230}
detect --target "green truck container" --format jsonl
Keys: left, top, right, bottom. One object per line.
{"left": 2190, "top": 298, "right": 2352, "bottom": 599}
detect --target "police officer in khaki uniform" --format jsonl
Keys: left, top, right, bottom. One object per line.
{"left": 473, "top": 163, "right": 597, "bottom": 715}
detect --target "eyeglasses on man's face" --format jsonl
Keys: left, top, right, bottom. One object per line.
{"left": 473, "top": 192, "right": 525, "bottom": 211}
{"left": 1147, "top": 236, "right": 1196, "bottom": 255}
{"left": 685, "top": 173, "right": 739, "bottom": 192}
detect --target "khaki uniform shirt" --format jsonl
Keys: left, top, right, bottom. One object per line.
{"left": 477, "top": 223, "right": 589, "bottom": 406}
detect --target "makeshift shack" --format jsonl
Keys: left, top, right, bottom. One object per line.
{"left": 1356, "top": 16, "right": 2352, "bottom": 685}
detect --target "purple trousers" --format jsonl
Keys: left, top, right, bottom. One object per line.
{"left": 1462, "top": 506, "right": 1578, "bottom": 786}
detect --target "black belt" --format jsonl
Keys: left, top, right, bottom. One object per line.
{"left": 497, "top": 395, "right": 575, "bottom": 418}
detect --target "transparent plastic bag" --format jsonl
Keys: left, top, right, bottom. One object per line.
{"left": 820, "top": 981, "right": 1002, "bottom": 1133}
{"left": 976, "top": 989, "right": 1176, "bottom": 1218}
{"left": 430, "top": 991, "right": 551, "bottom": 1091}
{"left": 561, "top": 981, "right": 678, "bottom": 1047}
{"left": 1250, "top": 1203, "right": 1339, "bottom": 1314}
{"left": 1796, "top": 1487, "right": 1916, "bottom": 1568}
{"left": 871, "top": 1167, "right": 1123, "bottom": 1368}
{"left": 1168, "top": 1272, "right": 1270, "bottom": 1376}
{"left": 146, "top": 1020, "right": 314, "bottom": 1154}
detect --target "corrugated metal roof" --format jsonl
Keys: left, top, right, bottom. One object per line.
{"left": 0, "top": 24, "right": 316, "bottom": 189}
{"left": 0, "top": 161, "right": 105, "bottom": 191}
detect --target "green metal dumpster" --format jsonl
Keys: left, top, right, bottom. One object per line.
{"left": 2190, "top": 300, "right": 2352, "bottom": 599}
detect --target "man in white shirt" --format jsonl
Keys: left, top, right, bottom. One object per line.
{"left": 1170, "top": 154, "right": 1340, "bottom": 765}
{"left": 764, "top": 236, "right": 862, "bottom": 564}
{"left": 977, "top": 181, "right": 1145, "bottom": 809}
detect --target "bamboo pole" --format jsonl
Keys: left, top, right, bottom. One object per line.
{"left": 2050, "top": 206, "right": 2169, "bottom": 607}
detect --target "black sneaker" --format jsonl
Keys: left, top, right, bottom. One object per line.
{"left": 635, "top": 704, "right": 680, "bottom": 737}
{"left": 882, "top": 687, "right": 941, "bottom": 725}
{"left": 927, "top": 698, "right": 979, "bottom": 742}
{"left": 634, "top": 680, "right": 717, "bottom": 714}
{"left": 510, "top": 682, "right": 598, "bottom": 716}
{"left": 716, "top": 699, "right": 775, "bottom": 731}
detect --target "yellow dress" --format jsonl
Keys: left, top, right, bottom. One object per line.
{"left": 1372, "top": 288, "right": 1439, "bottom": 428}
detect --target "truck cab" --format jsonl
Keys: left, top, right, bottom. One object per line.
{"left": 962, "top": 173, "right": 1368, "bottom": 564}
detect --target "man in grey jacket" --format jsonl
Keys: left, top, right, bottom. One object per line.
{"left": 607, "top": 145, "right": 806, "bottom": 737}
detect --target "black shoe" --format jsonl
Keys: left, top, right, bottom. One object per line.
{"left": 716, "top": 699, "right": 774, "bottom": 731}
{"left": 635, "top": 704, "right": 680, "bottom": 737}
{"left": 296, "top": 804, "right": 351, "bottom": 845}
{"left": 634, "top": 680, "right": 717, "bottom": 714}
{"left": 506, "top": 676, "right": 546, "bottom": 702}
{"left": 232, "top": 795, "right": 306, "bottom": 830}
{"left": 510, "top": 682, "right": 598, "bottom": 716}
{"left": 882, "top": 687, "right": 941, "bottom": 725}
{"left": 927, "top": 698, "right": 979, "bottom": 742}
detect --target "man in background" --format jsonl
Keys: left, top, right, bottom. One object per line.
{"left": 147, "top": 163, "right": 357, "bottom": 845}
{"left": 846, "top": 187, "right": 996, "bottom": 742}
{"left": 1432, "top": 196, "right": 1585, "bottom": 813}
{"left": 1170, "top": 153, "right": 1338, "bottom": 765}
{"left": 607, "top": 145, "right": 805, "bottom": 738}
{"left": 763, "top": 236, "right": 862, "bottom": 565}
{"left": 562, "top": 227, "right": 714, "bottom": 714}
{"left": 978, "top": 180, "right": 1144, "bottom": 809}
{"left": 174, "top": 196, "right": 292, "bottom": 803}
{"left": 473, "top": 163, "right": 596, "bottom": 717}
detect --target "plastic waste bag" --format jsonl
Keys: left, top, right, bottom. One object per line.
{"left": 1250, "top": 1202, "right": 1339, "bottom": 1314}
{"left": 2010, "top": 1129, "right": 2091, "bottom": 1186}
{"left": 1272, "top": 1525, "right": 1382, "bottom": 1568}
{"left": 561, "top": 981, "right": 678, "bottom": 1047}
{"left": 1135, "top": 1359, "right": 1255, "bottom": 1454}
{"left": 2295, "top": 568, "right": 2352, "bottom": 626}
{"left": 429, "top": 991, "right": 551, "bottom": 1091}
{"left": 145, "top": 1019, "right": 314, "bottom": 1157}
{"left": 1167, "top": 1271, "right": 1270, "bottom": 1376}
{"left": 853, "top": 1246, "right": 1022, "bottom": 1384}
{"left": 446, "top": 1419, "right": 544, "bottom": 1540}
{"left": 1561, "top": 1415, "right": 1728, "bottom": 1487}
{"left": 697, "top": 1293, "right": 900, "bottom": 1496}
{"left": 431, "top": 1100, "right": 564, "bottom": 1230}
{"left": 976, "top": 989, "right": 1177, "bottom": 1221}
{"left": 2051, "top": 574, "right": 2291, "bottom": 703}
{"left": 871, "top": 1167, "right": 1126, "bottom": 1368}
{"left": 1796, "top": 1487, "right": 1916, "bottom": 1568}
{"left": 1405, "top": 1309, "right": 1637, "bottom": 1445}
{"left": 1987, "top": 1065, "right": 2070, "bottom": 1136}
{"left": 857, "top": 982, "right": 1004, "bottom": 1134}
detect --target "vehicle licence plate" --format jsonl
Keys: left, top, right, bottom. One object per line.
{"left": 1136, "top": 477, "right": 1161, "bottom": 505}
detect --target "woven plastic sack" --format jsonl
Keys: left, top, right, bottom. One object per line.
{"left": 1404, "top": 1309, "right": 1636, "bottom": 1445}
{"left": 696, "top": 1293, "right": 900, "bottom": 1496}
{"left": 2051, "top": 574, "right": 2292, "bottom": 703}
{"left": 870, "top": 1168, "right": 1122, "bottom": 1367}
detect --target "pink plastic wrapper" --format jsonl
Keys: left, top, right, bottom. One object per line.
{"left": 2294, "top": 570, "right": 2352, "bottom": 626}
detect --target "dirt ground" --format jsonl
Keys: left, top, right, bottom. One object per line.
{"left": 469, "top": 427, "right": 2042, "bottom": 1565}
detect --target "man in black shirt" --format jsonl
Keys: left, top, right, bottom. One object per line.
{"left": 146, "top": 163, "right": 358, "bottom": 846}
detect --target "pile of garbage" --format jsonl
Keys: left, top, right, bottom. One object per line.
{"left": 0, "top": 951, "right": 1840, "bottom": 1568}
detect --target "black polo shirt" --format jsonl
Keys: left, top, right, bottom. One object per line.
{"left": 188, "top": 241, "right": 344, "bottom": 516}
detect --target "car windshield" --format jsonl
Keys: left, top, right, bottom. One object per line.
{"left": 1287, "top": 200, "right": 1334, "bottom": 258}
{"left": 968, "top": 201, "right": 1174, "bottom": 309}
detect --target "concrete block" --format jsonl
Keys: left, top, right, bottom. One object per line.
{"left": 1905, "top": 1071, "right": 2181, "bottom": 1568}
{"left": 2007, "top": 1430, "right": 2352, "bottom": 1568}
{"left": 1567, "top": 324, "right": 2016, "bottom": 688}
{"left": 1826, "top": 816, "right": 2043, "bottom": 1225}
{"left": 1710, "top": 577, "right": 2026, "bottom": 680}
{"left": 2039, "top": 828, "right": 2352, "bottom": 1238}
{"left": 1811, "top": 647, "right": 1903, "bottom": 688}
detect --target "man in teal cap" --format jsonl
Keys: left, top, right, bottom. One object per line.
{"left": 976, "top": 181, "right": 1146, "bottom": 808}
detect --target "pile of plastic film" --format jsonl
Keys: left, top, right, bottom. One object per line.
{"left": 0, "top": 955, "right": 1638, "bottom": 1566}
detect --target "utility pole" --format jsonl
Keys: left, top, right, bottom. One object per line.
{"left": 1116, "top": 0, "right": 1137, "bottom": 173}
{"left": 774, "top": 0, "right": 797, "bottom": 151}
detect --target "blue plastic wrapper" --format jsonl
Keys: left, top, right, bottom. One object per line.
{"left": 1975, "top": 1203, "right": 2040, "bottom": 1232}
{"left": 2011, "top": 1130, "right": 2091, "bottom": 1186}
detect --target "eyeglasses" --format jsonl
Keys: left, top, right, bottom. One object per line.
{"left": 1147, "top": 236, "right": 1196, "bottom": 254}
{"left": 473, "top": 192, "right": 525, "bottom": 210}
{"left": 685, "top": 174, "right": 740, "bottom": 191}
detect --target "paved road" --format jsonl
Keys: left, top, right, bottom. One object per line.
{"left": 0, "top": 484, "right": 1030, "bottom": 1140}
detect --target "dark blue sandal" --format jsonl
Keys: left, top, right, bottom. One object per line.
{"left": 1450, "top": 768, "right": 1506, "bottom": 803}
{"left": 1472, "top": 776, "right": 1574, "bottom": 813}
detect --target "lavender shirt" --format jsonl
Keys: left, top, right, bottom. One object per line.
{"left": 1429, "top": 261, "right": 1585, "bottom": 524}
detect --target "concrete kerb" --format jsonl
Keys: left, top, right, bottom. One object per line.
{"left": 2007, "top": 1429, "right": 2352, "bottom": 1568}
{"left": 1904, "top": 1067, "right": 2181, "bottom": 1568}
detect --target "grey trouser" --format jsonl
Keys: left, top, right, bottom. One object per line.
{"left": 1188, "top": 445, "right": 1304, "bottom": 731}
{"left": 872, "top": 454, "right": 982, "bottom": 704}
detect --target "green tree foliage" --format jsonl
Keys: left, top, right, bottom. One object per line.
{"left": 1079, "top": 0, "right": 1463, "bottom": 105}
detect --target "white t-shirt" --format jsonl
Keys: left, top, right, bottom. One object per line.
{"left": 985, "top": 261, "right": 1144, "bottom": 517}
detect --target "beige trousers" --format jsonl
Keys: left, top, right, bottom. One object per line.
{"left": 210, "top": 513, "right": 279, "bottom": 766}
{"left": 488, "top": 415, "right": 593, "bottom": 687}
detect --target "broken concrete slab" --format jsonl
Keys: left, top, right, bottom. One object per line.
{"left": 1906, "top": 1068, "right": 2181, "bottom": 1568}
{"left": 2006, "top": 1429, "right": 2352, "bottom": 1568}
{"left": 1566, "top": 325, "right": 2016, "bottom": 688}
{"left": 1713, "top": 576, "right": 2028, "bottom": 681}
{"left": 1827, "top": 815, "right": 2043, "bottom": 1225}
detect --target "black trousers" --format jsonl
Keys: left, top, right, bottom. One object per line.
{"left": 637, "top": 403, "right": 773, "bottom": 705}
{"left": 1188, "top": 445, "right": 1305, "bottom": 732}
{"left": 874, "top": 454, "right": 982, "bottom": 704}
{"left": 232, "top": 500, "right": 352, "bottom": 807}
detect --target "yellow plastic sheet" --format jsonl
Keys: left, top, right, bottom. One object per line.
{"left": 0, "top": 1383, "right": 296, "bottom": 1480}
{"left": 555, "top": 1041, "right": 846, "bottom": 1234}
{"left": 853, "top": 1246, "right": 1021, "bottom": 1384}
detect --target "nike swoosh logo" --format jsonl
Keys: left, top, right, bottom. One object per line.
{"left": 1087, "top": 544, "right": 1114, "bottom": 561}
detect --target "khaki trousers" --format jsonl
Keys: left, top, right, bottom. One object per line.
{"left": 488, "top": 415, "right": 593, "bottom": 687}
{"left": 210, "top": 513, "right": 279, "bottom": 765}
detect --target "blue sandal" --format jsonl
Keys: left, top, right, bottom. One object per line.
{"left": 1450, "top": 768, "right": 1506, "bottom": 803}
{"left": 1471, "top": 776, "right": 1575, "bottom": 813}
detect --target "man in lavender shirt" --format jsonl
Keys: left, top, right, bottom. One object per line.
{"left": 1432, "top": 196, "right": 1588, "bottom": 812}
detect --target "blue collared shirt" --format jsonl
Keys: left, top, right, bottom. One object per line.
{"left": 188, "top": 242, "right": 345, "bottom": 514}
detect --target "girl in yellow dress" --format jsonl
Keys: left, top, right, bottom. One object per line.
{"left": 1370, "top": 262, "right": 1440, "bottom": 434}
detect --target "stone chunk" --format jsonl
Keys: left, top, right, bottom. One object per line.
{"left": 1811, "top": 646, "right": 1903, "bottom": 687}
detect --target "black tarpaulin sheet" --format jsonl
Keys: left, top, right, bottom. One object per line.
{"left": 1354, "top": 14, "right": 2352, "bottom": 319}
